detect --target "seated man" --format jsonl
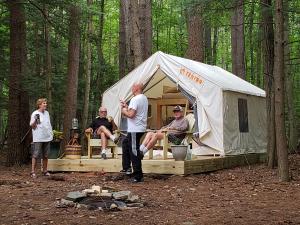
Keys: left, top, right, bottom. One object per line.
{"left": 85, "top": 107, "right": 118, "bottom": 159}
{"left": 139, "top": 105, "right": 189, "bottom": 156}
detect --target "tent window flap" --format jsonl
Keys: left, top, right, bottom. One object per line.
{"left": 238, "top": 98, "right": 249, "bottom": 133}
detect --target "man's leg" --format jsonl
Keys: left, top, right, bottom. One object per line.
{"left": 99, "top": 126, "right": 117, "bottom": 142}
{"left": 31, "top": 142, "right": 41, "bottom": 177}
{"left": 130, "top": 132, "right": 144, "bottom": 182}
{"left": 100, "top": 132, "right": 108, "bottom": 159}
{"left": 42, "top": 142, "right": 50, "bottom": 175}
{"left": 121, "top": 134, "right": 131, "bottom": 172}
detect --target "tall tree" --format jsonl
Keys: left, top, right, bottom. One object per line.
{"left": 186, "top": 4, "right": 204, "bottom": 62}
{"left": 231, "top": 0, "right": 245, "bottom": 79}
{"left": 139, "top": 0, "right": 152, "bottom": 60}
{"left": 212, "top": 27, "right": 218, "bottom": 65}
{"left": 283, "top": 1, "right": 298, "bottom": 153}
{"left": 62, "top": 4, "right": 81, "bottom": 149}
{"left": 261, "top": 0, "right": 276, "bottom": 168}
{"left": 44, "top": 5, "right": 52, "bottom": 117}
{"left": 119, "top": 0, "right": 126, "bottom": 78}
{"left": 130, "top": 0, "right": 143, "bottom": 67}
{"left": 205, "top": 24, "right": 212, "bottom": 64}
{"left": 248, "top": 0, "right": 255, "bottom": 83}
{"left": 6, "top": 0, "right": 29, "bottom": 165}
{"left": 273, "top": 0, "right": 289, "bottom": 181}
{"left": 82, "top": 0, "right": 93, "bottom": 135}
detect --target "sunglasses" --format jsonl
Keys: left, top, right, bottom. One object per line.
{"left": 99, "top": 111, "right": 107, "bottom": 113}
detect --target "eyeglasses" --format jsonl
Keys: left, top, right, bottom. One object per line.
{"left": 99, "top": 111, "right": 107, "bottom": 113}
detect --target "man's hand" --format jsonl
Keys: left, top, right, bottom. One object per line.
{"left": 120, "top": 99, "right": 128, "bottom": 109}
{"left": 85, "top": 128, "right": 93, "bottom": 133}
{"left": 31, "top": 122, "right": 37, "bottom": 130}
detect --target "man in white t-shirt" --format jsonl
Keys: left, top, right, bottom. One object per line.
{"left": 29, "top": 98, "right": 53, "bottom": 178}
{"left": 121, "top": 82, "right": 148, "bottom": 182}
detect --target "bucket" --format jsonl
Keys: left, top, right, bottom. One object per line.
{"left": 64, "top": 139, "right": 81, "bottom": 159}
{"left": 171, "top": 145, "right": 187, "bottom": 161}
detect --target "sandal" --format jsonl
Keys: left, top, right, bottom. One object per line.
{"left": 43, "top": 171, "right": 51, "bottom": 176}
{"left": 30, "top": 172, "right": 37, "bottom": 179}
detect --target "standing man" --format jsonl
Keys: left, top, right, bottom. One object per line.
{"left": 30, "top": 98, "right": 53, "bottom": 178}
{"left": 121, "top": 82, "right": 148, "bottom": 182}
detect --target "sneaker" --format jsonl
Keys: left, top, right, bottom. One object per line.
{"left": 125, "top": 168, "right": 132, "bottom": 175}
{"left": 43, "top": 171, "right": 51, "bottom": 176}
{"left": 131, "top": 177, "right": 144, "bottom": 183}
{"left": 101, "top": 153, "right": 107, "bottom": 159}
{"left": 30, "top": 172, "right": 37, "bottom": 179}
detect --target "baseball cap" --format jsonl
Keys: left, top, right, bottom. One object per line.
{"left": 173, "top": 105, "right": 183, "bottom": 112}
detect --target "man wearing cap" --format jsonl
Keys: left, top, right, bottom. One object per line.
{"left": 140, "top": 105, "right": 189, "bottom": 156}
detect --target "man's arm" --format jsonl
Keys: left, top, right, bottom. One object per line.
{"left": 121, "top": 107, "right": 136, "bottom": 118}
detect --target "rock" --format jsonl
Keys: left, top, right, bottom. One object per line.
{"left": 114, "top": 201, "right": 127, "bottom": 209}
{"left": 55, "top": 199, "right": 75, "bottom": 208}
{"left": 112, "top": 191, "right": 132, "bottom": 200}
{"left": 189, "top": 188, "right": 196, "bottom": 191}
{"left": 182, "top": 222, "right": 195, "bottom": 225}
{"left": 91, "top": 185, "right": 101, "bottom": 194}
{"left": 100, "top": 192, "right": 112, "bottom": 198}
{"left": 66, "top": 191, "right": 87, "bottom": 202}
{"left": 102, "top": 189, "right": 109, "bottom": 193}
{"left": 82, "top": 189, "right": 96, "bottom": 195}
{"left": 110, "top": 203, "right": 118, "bottom": 210}
{"left": 127, "top": 195, "right": 140, "bottom": 203}
{"left": 126, "top": 203, "right": 144, "bottom": 208}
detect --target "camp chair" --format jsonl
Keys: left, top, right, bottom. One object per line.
{"left": 148, "top": 113, "right": 195, "bottom": 160}
{"left": 85, "top": 130, "right": 120, "bottom": 159}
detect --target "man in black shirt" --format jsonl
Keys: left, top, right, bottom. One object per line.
{"left": 85, "top": 107, "right": 118, "bottom": 159}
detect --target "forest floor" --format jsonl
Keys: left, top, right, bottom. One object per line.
{"left": 0, "top": 153, "right": 300, "bottom": 225}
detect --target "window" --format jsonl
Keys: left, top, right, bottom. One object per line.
{"left": 238, "top": 98, "right": 249, "bottom": 133}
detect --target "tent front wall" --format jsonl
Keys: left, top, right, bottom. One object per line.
{"left": 223, "top": 91, "right": 267, "bottom": 155}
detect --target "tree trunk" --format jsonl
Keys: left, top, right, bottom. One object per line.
{"left": 185, "top": 4, "right": 204, "bottom": 62}
{"left": 256, "top": 13, "right": 262, "bottom": 88}
{"left": 261, "top": 0, "right": 276, "bottom": 168}
{"left": 125, "top": 1, "right": 134, "bottom": 72}
{"left": 93, "top": 0, "right": 105, "bottom": 118}
{"left": 44, "top": 5, "right": 52, "bottom": 117}
{"left": 231, "top": 0, "right": 246, "bottom": 79}
{"left": 248, "top": 0, "right": 255, "bottom": 83}
{"left": 62, "top": 5, "right": 81, "bottom": 150}
{"left": 139, "top": 0, "right": 152, "bottom": 60}
{"left": 273, "top": 0, "right": 289, "bottom": 182}
{"left": 82, "top": 0, "right": 92, "bottom": 134}
{"left": 205, "top": 24, "right": 212, "bottom": 64}
{"left": 283, "top": 1, "right": 298, "bottom": 153}
{"left": 6, "top": 0, "right": 28, "bottom": 166}
{"left": 212, "top": 27, "right": 218, "bottom": 65}
{"left": 130, "top": 0, "right": 143, "bottom": 67}
{"left": 119, "top": 0, "right": 126, "bottom": 79}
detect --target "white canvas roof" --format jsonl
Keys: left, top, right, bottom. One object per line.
{"left": 102, "top": 51, "right": 266, "bottom": 155}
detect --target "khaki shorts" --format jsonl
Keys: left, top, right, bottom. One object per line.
{"left": 32, "top": 142, "right": 50, "bottom": 159}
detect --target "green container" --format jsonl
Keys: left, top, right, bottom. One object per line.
{"left": 49, "top": 141, "right": 61, "bottom": 159}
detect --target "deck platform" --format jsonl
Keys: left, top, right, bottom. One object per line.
{"left": 48, "top": 153, "right": 266, "bottom": 175}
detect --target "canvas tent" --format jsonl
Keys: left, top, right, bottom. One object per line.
{"left": 102, "top": 51, "right": 267, "bottom": 156}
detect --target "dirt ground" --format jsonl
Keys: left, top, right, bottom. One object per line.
{"left": 0, "top": 155, "right": 300, "bottom": 225}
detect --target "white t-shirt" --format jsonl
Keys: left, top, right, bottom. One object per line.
{"left": 127, "top": 94, "right": 148, "bottom": 132}
{"left": 30, "top": 110, "right": 53, "bottom": 142}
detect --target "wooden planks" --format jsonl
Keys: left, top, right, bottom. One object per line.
{"left": 48, "top": 153, "right": 266, "bottom": 175}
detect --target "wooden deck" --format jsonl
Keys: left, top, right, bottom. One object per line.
{"left": 48, "top": 153, "right": 266, "bottom": 175}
